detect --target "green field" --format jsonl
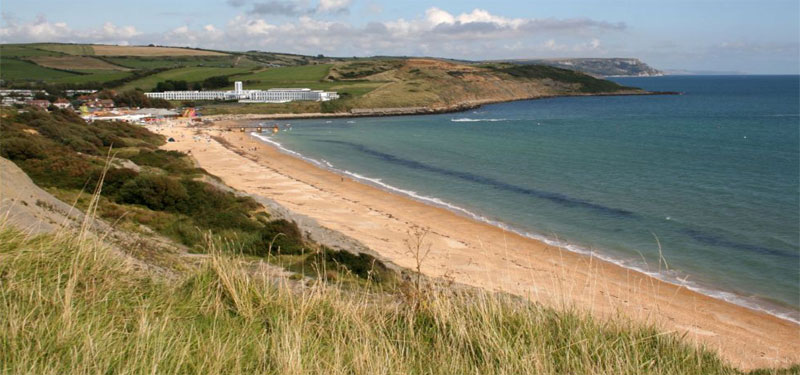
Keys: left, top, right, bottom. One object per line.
{"left": 0, "top": 44, "right": 64, "bottom": 57}
{"left": 0, "top": 58, "right": 78, "bottom": 81}
{"left": 52, "top": 70, "right": 133, "bottom": 84}
{"left": 118, "top": 66, "right": 253, "bottom": 91}
{"left": 231, "top": 64, "right": 332, "bottom": 83}
{"left": 104, "top": 55, "right": 258, "bottom": 69}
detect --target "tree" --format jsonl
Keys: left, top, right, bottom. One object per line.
{"left": 199, "top": 75, "right": 229, "bottom": 90}
{"left": 112, "top": 90, "right": 170, "bottom": 109}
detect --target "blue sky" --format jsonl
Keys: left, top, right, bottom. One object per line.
{"left": 1, "top": 0, "right": 798, "bottom": 73}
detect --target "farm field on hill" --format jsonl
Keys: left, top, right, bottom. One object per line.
{"left": 118, "top": 67, "right": 252, "bottom": 91}
{"left": 53, "top": 71, "right": 133, "bottom": 85}
{"left": 231, "top": 64, "right": 333, "bottom": 83}
{"left": 29, "top": 56, "right": 131, "bottom": 71}
{"left": 105, "top": 55, "right": 261, "bottom": 69}
{"left": 0, "top": 44, "right": 64, "bottom": 57}
{"left": 0, "top": 58, "right": 78, "bottom": 81}
{"left": 92, "top": 45, "right": 228, "bottom": 56}
{"left": 35, "top": 43, "right": 96, "bottom": 55}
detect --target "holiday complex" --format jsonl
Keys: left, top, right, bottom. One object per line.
{"left": 145, "top": 81, "right": 339, "bottom": 103}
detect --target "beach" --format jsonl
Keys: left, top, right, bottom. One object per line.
{"left": 153, "top": 121, "right": 799, "bottom": 370}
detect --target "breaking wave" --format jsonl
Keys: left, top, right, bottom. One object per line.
{"left": 451, "top": 118, "right": 509, "bottom": 122}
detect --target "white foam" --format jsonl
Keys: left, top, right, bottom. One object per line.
{"left": 251, "top": 133, "right": 326, "bottom": 168}
{"left": 451, "top": 118, "right": 508, "bottom": 122}
{"left": 249, "top": 132, "right": 800, "bottom": 325}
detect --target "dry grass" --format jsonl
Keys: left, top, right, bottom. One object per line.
{"left": 3, "top": 219, "right": 781, "bottom": 374}
{"left": 92, "top": 45, "right": 228, "bottom": 56}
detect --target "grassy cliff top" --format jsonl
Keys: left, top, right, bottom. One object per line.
{"left": 1, "top": 222, "right": 778, "bottom": 375}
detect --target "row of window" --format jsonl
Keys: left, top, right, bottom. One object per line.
{"left": 146, "top": 90, "right": 337, "bottom": 102}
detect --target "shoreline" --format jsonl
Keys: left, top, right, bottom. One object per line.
{"left": 154, "top": 122, "right": 798, "bottom": 370}
{"left": 249, "top": 132, "right": 800, "bottom": 326}
{"left": 203, "top": 90, "right": 681, "bottom": 122}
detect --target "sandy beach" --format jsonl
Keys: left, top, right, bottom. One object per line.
{"left": 153, "top": 121, "right": 799, "bottom": 370}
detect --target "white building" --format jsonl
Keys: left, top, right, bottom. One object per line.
{"left": 145, "top": 81, "right": 338, "bottom": 103}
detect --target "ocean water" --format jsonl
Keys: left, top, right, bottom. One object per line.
{"left": 252, "top": 75, "right": 800, "bottom": 322}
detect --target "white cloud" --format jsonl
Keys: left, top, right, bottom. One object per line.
{"left": 425, "top": 7, "right": 455, "bottom": 25}
{"left": 0, "top": 15, "right": 140, "bottom": 44}
{"left": 317, "top": 0, "right": 351, "bottom": 13}
{"left": 0, "top": 8, "right": 624, "bottom": 59}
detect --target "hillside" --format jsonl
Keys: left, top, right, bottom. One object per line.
{"left": 502, "top": 58, "right": 663, "bottom": 77}
{"left": 1, "top": 108, "right": 794, "bottom": 374}
{"left": 0, "top": 43, "right": 656, "bottom": 115}
{"left": 0, "top": 43, "right": 336, "bottom": 90}
{"left": 325, "top": 59, "right": 643, "bottom": 110}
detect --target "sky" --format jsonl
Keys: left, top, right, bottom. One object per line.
{"left": 1, "top": 0, "right": 798, "bottom": 73}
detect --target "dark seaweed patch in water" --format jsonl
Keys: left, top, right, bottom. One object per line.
{"left": 681, "top": 229, "right": 797, "bottom": 259}
{"left": 317, "top": 140, "right": 635, "bottom": 219}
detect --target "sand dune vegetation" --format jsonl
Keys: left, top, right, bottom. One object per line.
{"left": 1, "top": 222, "right": 771, "bottom": 375}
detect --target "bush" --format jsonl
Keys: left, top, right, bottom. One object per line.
{"left": 324, "top": 247, "right": 391, "bottom": 282}
{"left": 88, "top": 167, "right": 139, "bottom": 196}
{"left": 254, "top": 219, "right": 305, "bottom": 255}
{"left": 490, "top": 64, "right": 634, "bottom": 93}
{"left": 20, "top": 155, "right": 97, "bottom": 190}
{"left": 118, "top": 175, "right": 189, "bottom": 211}
{"left": 180, "top": 179, "right": 261, "bottom": 231}
{"left": 130, "top": 149, "right": 195, "bottom": 174}
{"left": 0, "top": 137, "right": 47, "bottom": 160}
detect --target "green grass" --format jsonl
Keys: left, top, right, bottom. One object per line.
{"left": 231, "top": 64, "right": 332, "bottom": 83}
{"left": 104, "top": 56, "right": 257, "bottom": 70}
{"left": 34, "top": 43, "right": 96, "bottom": 55}
{"left": 3, "top": 224, "right": 791, "bottom": 374}
{"left": 0, "top": 44, "right": 64, "bottom": 57}
{"left": 488, "top": 64, "right": 634, "bottom": 93}
{"left": 118, "top": 67, "right": 253, "bottom": 91}
{"left": 0, "top": 58, "right": 132, "bottom": 85}
{"left": 0, "top": 58, "right": 79, "bottom": 81}
{"left": 51, "top": 70, "right": 133, "bottom": 84}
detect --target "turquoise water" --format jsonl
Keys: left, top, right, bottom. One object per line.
{"left": 253, "top": 75, "right": 800, "bottom": 322}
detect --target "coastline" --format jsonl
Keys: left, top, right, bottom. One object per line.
{"left": 250, "top": 131, "right": 800, "bottom": 326}
{"left": 154, "top": 121, "right": 798, "bottom": 370}
{"left": 202, "top": 90, "right": 680, "bottom": 122}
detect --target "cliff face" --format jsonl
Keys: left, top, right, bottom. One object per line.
{"left": 501, "top": 58, "right": 663, "bottom": 77}
{"left": 328, "top": 59, "right": 646, "bottom": 110}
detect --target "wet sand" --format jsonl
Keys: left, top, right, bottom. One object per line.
{"left": 154, "top": 123, "right": 799, "bottom": 370}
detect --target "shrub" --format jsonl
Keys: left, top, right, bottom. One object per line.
{"left": 118, "top": 175, "right": 189, "bottom": 211}
{"left": 324, "top": 247, "right": 392, "bottom": 282}
{"left": 180, "top": 179, "right": 261, "bottom": 231}
{"left": 88, "top": 167, "right": 139, "bottom": 196}
{"left": 0, "top": 137, "right": 47, "bottom": 160}
{"left": 254, "top": 219, "right": 305, "bottom": 255}
{"left": 490, "top": 64, "right": 634, "bottom": 93}
{"left": 130, "top": 149, "right": 197, "bottom": 174}
{"left": 20, "top": 155, "right": 97, "bottom": 189}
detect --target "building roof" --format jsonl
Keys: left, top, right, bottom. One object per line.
{"left": 133, "top": 108, "right": 179, "bottom": 116}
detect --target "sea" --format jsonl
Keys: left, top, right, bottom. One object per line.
{"left": 252, "top": 75, "right": 800, "bottom": 323}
